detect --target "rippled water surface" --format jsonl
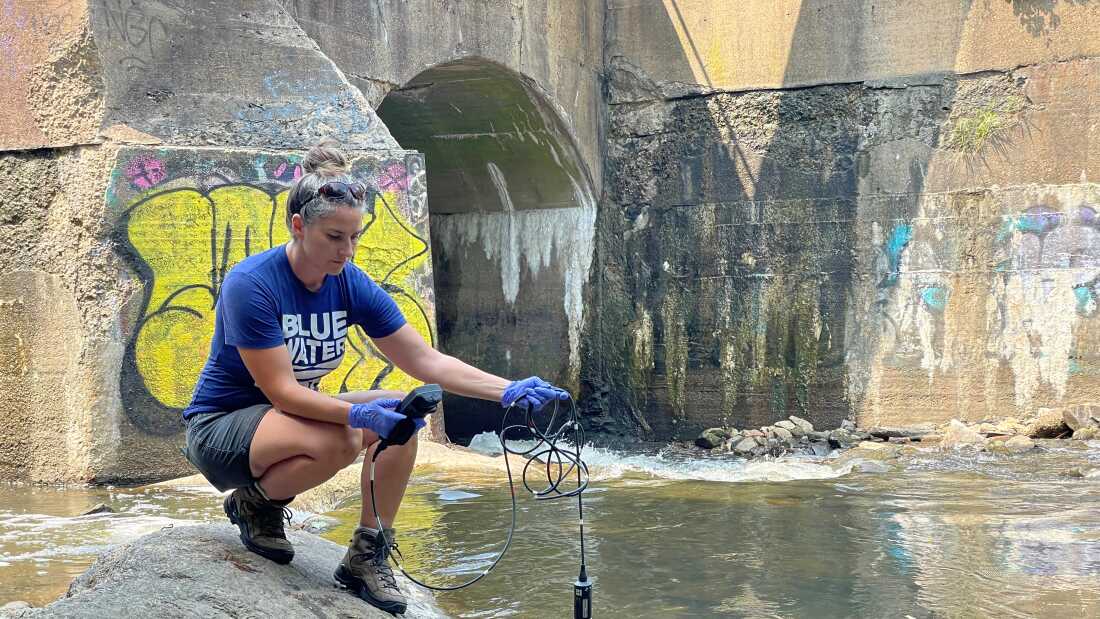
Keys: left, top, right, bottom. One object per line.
{"left": 3, "top": 441, "right": 1099, "bottom": 617}
{"left": 0, "top": 481, "right": 224, "bottom": 606}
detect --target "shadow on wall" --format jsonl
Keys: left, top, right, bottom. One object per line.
{"left": 110, "top": 148, "right": 434, "bottom": 436}
{"left": 1009, "top": 0, "right": 1091, "bottom": 36}
{"left": 597, "top": 1, "right": 990, "bottom": 439}
{"left": 376, "top": 58, "right": 598, "bottom": 444}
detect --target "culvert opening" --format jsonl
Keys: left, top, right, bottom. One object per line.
{"left": 377, "top": 58, "right": 596, "bottom": 445}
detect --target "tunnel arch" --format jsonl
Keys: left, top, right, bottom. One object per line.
{"left": 376, "top": 58, "right": 598, "bottom": 443}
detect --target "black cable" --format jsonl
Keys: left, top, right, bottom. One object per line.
{"left": 368, "top": 397, "right": 590, "bottom": 592}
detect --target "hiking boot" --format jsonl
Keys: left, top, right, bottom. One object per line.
{"left": 334, "top": 526, "right": 406, "bottom": 614}
{"left": 223, "top": 484, "right": 295, "bottom": 564}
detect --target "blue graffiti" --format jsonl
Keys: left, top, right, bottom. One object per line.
{"left": 921, "top": 286, "right": 949, "bottom": 313}
{"left": 879, "top": 223, "right": 913, "bottom": 288}
{"left": 1074, "top": 282, "right": 1098, "bottom": 317}
{"left": 1015, "top": 207, "right": 1063, "bottom": 237}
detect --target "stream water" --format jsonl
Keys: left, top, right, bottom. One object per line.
{"left": 2, "top": 440, "right": 1099, "bottom": 617}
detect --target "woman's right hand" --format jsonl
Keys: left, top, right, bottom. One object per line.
{"left": 348, "top": 399, "right": 405, "bottom": 437}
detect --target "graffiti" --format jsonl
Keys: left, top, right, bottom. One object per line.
{"left": 234, "top": 71, "right": 377, "bottom": 142}
{"left": 124, "top": 154, "right": 166, "bottom": 189}
{"left": 98, "top": 0, "right": 172, "bottom": 72}
{"left": 271, "top": 161, "right": 302, "bottom": 183}
{"left": 878, "top": 223, "right": 913, "bottom": 288}
{"left": 992, "top": 199, "right": 1100, "bottom": 404}
{"left": 1000, "top": 203, "right": 1100, "bottom": 318}
{"left": 0, "top": 2, "right": 67, "bottom": 81}
{"left": 378, "top": 162, "right": 409, "bottom": 191}
{"left": 111, "top": 148, "right": 435, "bottom": 436}
{"left": 1, "top": 0, "right": 64, "bottom": 35}
{"left": 404, "top": 154, "right": 428, "bottom": 220}
{"left": 869, "top": 216, "right": 953, "bottom": 378}
{"left": 0, "top": 32, "right": 15, "bottom": 80}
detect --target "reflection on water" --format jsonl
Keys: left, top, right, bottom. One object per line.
{"left": 0, "top": 483, "right": 224, "bottom": 606}
{"left": 2, "top": 442, "right": 1099, "bottom": 617}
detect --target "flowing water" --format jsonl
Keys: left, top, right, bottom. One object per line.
{"left": 2, "top": 440, "right": 1099, "bottom": 617}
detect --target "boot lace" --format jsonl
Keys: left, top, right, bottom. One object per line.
{"left": 245, "top": 500, "right": 292, "bottom": 539}
{"left": 353, "top": 536, "right": 400, "bottom": 591}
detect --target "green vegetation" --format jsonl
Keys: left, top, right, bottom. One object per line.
{"left": 946, "top": 96, "right": 1026, "bottom": 154}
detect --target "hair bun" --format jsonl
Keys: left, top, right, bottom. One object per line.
{"left": 302, "top": 137, "right": 349, "bottom": 176}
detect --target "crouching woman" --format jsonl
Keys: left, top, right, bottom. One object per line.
{"left": 181, "top": 139, "right": 567, "bottom": 614}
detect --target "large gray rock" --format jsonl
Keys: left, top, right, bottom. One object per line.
{"left": 1063, "top": 405, "right": 1100, "bottom": 431}
{"left": 1025, "top": 408, "right": 1070, "bottom": 438}
{"left": 789, "top": 416, "right": 815, "bottom": 434}
{"left": 865, "top": 426, "right": 935, "bottom": 440}
{"left": 939, "top": 420, "right": 987, "bottom": 450}
{"left": 11, "top": 525, "right": 445, "bottom": 618}
{"left": 733, "top": 437, "right": 758, "bottom": 455}
{"left": 695, "top": 427, "right": 730, "bottom": 449}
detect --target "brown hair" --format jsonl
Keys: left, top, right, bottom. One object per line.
{"left": 285, "top": 138, "right": 362, "bottom": 228}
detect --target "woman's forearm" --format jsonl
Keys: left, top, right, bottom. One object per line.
{"left": 420, "top": 352, "right": 509, "bottom": 402}
{"left": 271, "top": 383, "right": 354, "bottom": 424}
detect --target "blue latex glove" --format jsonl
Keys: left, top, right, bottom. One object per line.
{"left": 501, "top": 376, "right": 570, "bottom": 411}
{"left": 347, "top": 399, "right": 425, "bottom": 437}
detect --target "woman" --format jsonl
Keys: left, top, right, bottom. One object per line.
{"left": 182, "top": 138, "right": 568, "bottom": 614}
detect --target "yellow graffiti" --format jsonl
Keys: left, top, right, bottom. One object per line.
{"left": 127, "top": 184, "right": 432, "bottom": 409}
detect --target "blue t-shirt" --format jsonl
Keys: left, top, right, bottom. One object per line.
{"left": 183, "top": 245, "right": 406, "bottom": 418}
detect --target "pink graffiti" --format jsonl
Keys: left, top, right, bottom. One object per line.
{"left": 378, "top": 162, "right": 409, "bottom": 191}
{"left": 272, "top": 162, "right": 302, "bottom": 182}
{"left": 0, "top": 33, "right": 17, "bottom": 80}
{"left": 125, "top": 155, "right": 167, "bottom": 190}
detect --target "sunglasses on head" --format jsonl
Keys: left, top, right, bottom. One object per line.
{"left": 315, "top": 181, "right": 368, "bottom": 203}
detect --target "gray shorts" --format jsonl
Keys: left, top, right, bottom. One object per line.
{"left": 184, "top": 404, "right": 271, "bottom": 492}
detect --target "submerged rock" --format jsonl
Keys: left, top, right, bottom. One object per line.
{"left": 866, "top": 426, "right": 934, "bottom": 441}
{"left": 13, "top": 525, "right": 444, "bottom": 618}
{"left": 1068, "top": 467, "right": 1100, "bottom": 479}
{"left": 79, "top": 503, "right": 113, "bottom": 516}
{"left": 987, "top": 435, "right": 1036, "bottom": 454}
{"left": 1072, "top": 426, "right": 1099, "bottom": 441}
{"left": 850, "top": 460, "right": 892, "bottom": 474}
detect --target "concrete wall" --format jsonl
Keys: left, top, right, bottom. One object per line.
{"left": 1, "top": 0, "right": 601, "bottom": 478}
{"left": 596, "top": 0, "right": 1100, "bottom": 437}
{"left": 611, "top": 0, "right": 1100, "bottom": 92}
{"left": 281, "top": 2, "right": 605, "bottom": 440}
{"left": 282, "top": 0, "right": 604, "bottom": 190}
{"left": 0, "top": 0, "right": 103, "bottom": 150}
{"left": 0, "top": 1, "right": 438, "bottom": 482}
{"left": 5, "top": 0, "right": 1098, "bottom": 476}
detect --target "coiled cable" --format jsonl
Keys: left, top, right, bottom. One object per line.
{"left": 368, "top": 397, "right": 590, "bottom": 591}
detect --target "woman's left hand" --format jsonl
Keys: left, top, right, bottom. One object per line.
{"left": 501, "top": 376, "right": 570, "bottom": 411}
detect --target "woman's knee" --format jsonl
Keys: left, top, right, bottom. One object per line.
{"left": 328, "top": 426, "right": 364, "bottom": 466}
